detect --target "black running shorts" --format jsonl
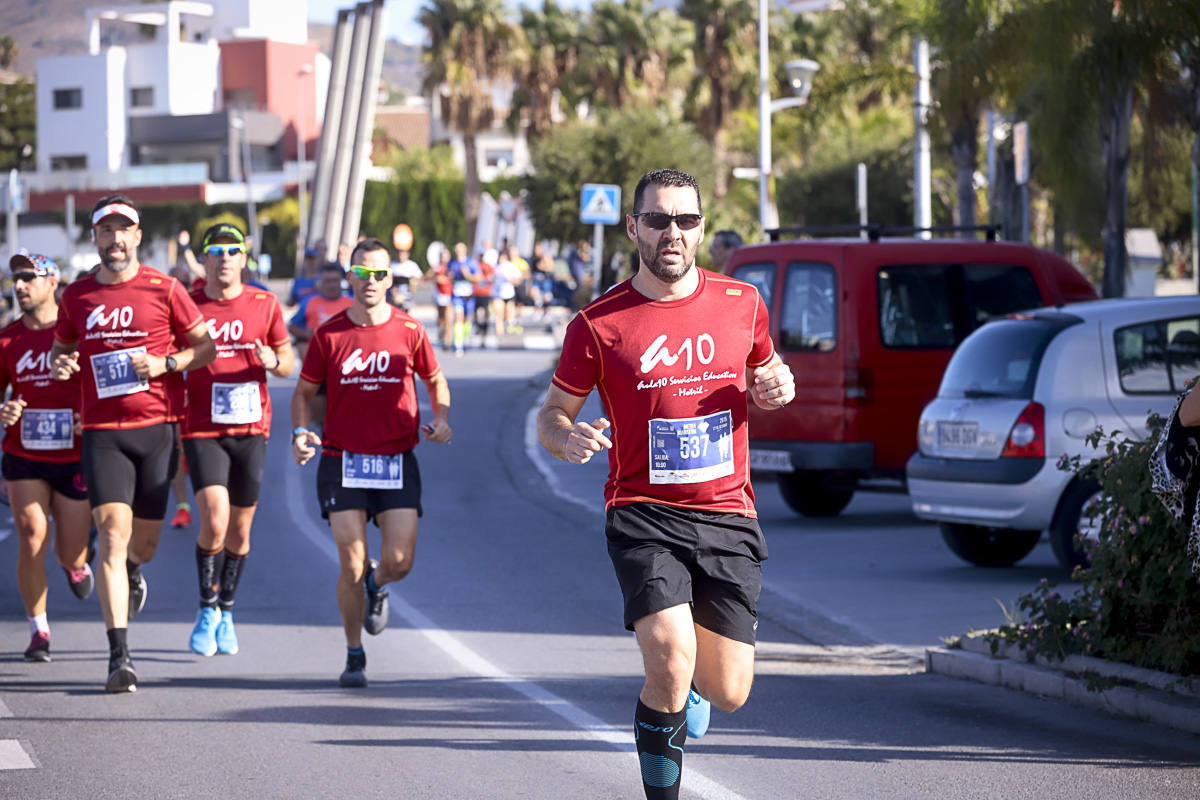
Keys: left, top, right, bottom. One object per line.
{"left": 316, "top": 450, "right": 422, "bottom": 524}
{"left": 605, "top": 502, "right": 768, "bottom": 646}
{"left": 183, "top": 435, "right": 267, "bottom": 508}
{"left": 81, "top": 423, "right": 177, "bottom": 519}
{"left": 2, "top": 453, "right": 88, "bottom": 501}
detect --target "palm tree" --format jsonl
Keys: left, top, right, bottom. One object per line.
{"left": 419, "top": 0, "right": 521, "bottom": 239}
{"left": 576, "top": 0, "right": 684, "bottom": 111}
{"left": 512, "top": 1, "right": 582, "bottom": 142}
{"left": 678, "top": 0, "right": 757, "bottom": 197}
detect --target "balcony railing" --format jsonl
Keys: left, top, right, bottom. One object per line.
{"left": 25, "top": 162, "right": 209, "bottom": 193}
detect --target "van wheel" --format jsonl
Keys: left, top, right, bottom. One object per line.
{"left": 1049, "top": 478, "right": 1103, "bottom": 571}
{"left": 939, "top": 523, "right": 1041, "bottom": 567}
{"left": 777, "top": 472, "right": 855, "bottom": 517}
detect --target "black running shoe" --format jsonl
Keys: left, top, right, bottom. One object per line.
{"left": 106, "top": 651, "right": 137, "bottom": 693}
{"left": 127, "top": 567, "right": 147, "bottom": 620}
{"left": 363, "top": 560, "right": 389, "bottom": 636}
{"left": 338, "top": 651, "right": 367, "bottom": 688}
{"left": 24, "top": 631, "right": 50, "bottom": 663}
{"left": 64, "top": 563, "right": 94, "bottom": 600}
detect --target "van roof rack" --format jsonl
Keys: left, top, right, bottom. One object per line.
{"left": 765, "top": 224, "right": 1003, "bottom": 243}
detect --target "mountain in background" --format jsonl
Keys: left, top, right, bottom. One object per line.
{"left": 0, "top": 0, "right": 425, "bottom": 97}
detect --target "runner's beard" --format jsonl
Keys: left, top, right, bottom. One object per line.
{"left": 637, "top": 237, "right": 695, "bottom": 284}
{"left": 100, "top": 245, "right": 134, "bottom": 273}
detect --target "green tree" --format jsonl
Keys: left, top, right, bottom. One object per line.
{"left": 677, "top": 0, "right": 757, "bottom": 197}
{"left": 575, "top": 0, "right": 686, "bottom": 110}
{"left": 0, "top": 36, "right": 18, "bottom": 70}
{"left": 0, "top": 78, "right": 35, "bottom": 172}
{"left": 524, "top": 107, "right": 714, "bottom": 264}
{"left": 389, "top": 142, "right": 464, "bottom": 181}
{"left": 419, "top": 0, "right": 521, "bottom": 241}
{"left": 511, "top": 1, "right": 582, "bottom": 141}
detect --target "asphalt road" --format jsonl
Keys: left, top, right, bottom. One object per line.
{"left": 0, "top": 347, "right": 1198, "bottom": 799}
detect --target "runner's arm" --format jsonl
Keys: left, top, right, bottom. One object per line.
{"left": 419, "top": 370, "right": 452, "bottom": 444}
{"left": 537, "top": 384, "right": 610, "bottom": 464}
{"left": 748, "top": 354, "right": 795, "bottom": 411}
{"left": 289, "top": 377, "right": 322, "bottom": 465}
{"left": 49, "top": 339, "right": 81, "bottom": 381}
{"left": 131, "top": 322, "right": 216, "bottom": 379}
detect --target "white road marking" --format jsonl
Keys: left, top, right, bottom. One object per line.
{"left": 0, "top": 698, "right": 13, "bottom": 718}
{"left": 285, "top": 433, "right": 748, "bottom": 800}
{"left": 522, "top": 402, "right": 601, "bottom": 518}
{"left": 0, "top": 740, "right": 36, "bottom": 770}
{"left": 0, "top": 526, "right": 12, "bottom": 544}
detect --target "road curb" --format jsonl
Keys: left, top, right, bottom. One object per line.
{"left": 926, "top": 637, "right": 1200, "bottom": 735}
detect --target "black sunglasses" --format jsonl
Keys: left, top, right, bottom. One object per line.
{"left": 11, "top": 272, "right": 42, "bottom": 283}
{"left": 633, "top": 212, "right": 704, "bottom": 230}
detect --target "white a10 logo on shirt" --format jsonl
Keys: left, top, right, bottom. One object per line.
{"left": 86, "top": 304, "right": 134, "bottom": 330}
{"left": 207, "top": 318, "right": 244, "bottom": 343}
{"left": 341, "top": 348, "right": 391, "bottom": 376}
{"left": 639, "top": 333, "right": 715, "bottom": 374}
{"left": 15, "top": 348, "right": 50, "bottom": 374}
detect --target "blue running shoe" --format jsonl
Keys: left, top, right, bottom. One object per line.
{"left": 189, "top": 606, "right": 220, "bottom": 657}
{"left": 215, "top": 610, "right": 239, "bottom": 655}
{"left": 685, "top": 689, "right": 710, "bottom": 739}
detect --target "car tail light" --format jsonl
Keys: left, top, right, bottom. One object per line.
{"left": 845, "top": 367, "right": 873, "bottom": 407}
{"left": 1001, "top": 402, "right": 1044, "bottom": 458}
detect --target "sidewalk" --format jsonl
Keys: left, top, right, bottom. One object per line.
{"left": 927, "top": 635, "right": 1200, "bottom": 735}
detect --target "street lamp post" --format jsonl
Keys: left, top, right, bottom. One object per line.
{"left": 296, "top": 63, "right": 313, "bottom": 272}
{"left": 757, "top": 0, "right": 819, "bottom": 232}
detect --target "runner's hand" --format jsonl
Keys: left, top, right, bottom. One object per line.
{"left": 292, "top": 430, "right": 321, "bottom": 466}
{"left": 752, "top": 362, "right": 795, "bottom": 410}
{"left": 565, "top": 417, "right": 611, "bottom": 464}
{"left": 253, "top": 339, "right": 277, "bottom": 371}
{"left": 129, "top": 351, "right": 165, "bottom": 380}
{"left": 52, "top": 352, "right": 80, "bottom": 381}
{"left": 0, "top": 398, "right": 26, "bottom": 426}
{"left": 420, "top": 417, "right": 452, "bottom": 444}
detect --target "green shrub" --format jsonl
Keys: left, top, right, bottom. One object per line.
{"left": 991, "top": 414, "right": 1200, "bottom": 676}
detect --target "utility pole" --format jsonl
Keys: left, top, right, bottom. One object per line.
{"left": 913, "top": 38, "right": 932, "bottom": 239}
{"left": 308, "top": 7, "right": 353, "bottom": 250}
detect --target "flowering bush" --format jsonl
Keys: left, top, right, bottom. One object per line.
{"left": 990, "top": 413, "right": 1200, "bottom": 676}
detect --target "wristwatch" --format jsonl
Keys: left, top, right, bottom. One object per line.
{"left": 165, "top": 355, "right": 178, "bottom": 372}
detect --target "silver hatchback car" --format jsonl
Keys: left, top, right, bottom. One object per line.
{"left": 907, "top": 296, "right": 1199, "bottom": 570}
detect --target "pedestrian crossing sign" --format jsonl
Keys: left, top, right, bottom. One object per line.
{"left": 580, "top": 184, "right": 622, "bottom": 225}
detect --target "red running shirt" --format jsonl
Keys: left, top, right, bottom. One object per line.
{"left": 302, "top": 295, "right": 353, "bottom": 331}
{"left": 300, "top": 307, "right": 441, "bottom": 455}
{"left": 184, "top": 287, "right": 289, "bottom": 439}
{"left": 552, "top": 268, "right": 776, "bottom": 516}
{"left": 0, "top": 320, "right": 84, "bottom": 462}
{"left": 55, "top": 265, "right": 205, "bottom": 430}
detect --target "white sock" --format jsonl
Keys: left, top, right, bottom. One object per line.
{"left": 28, "top": 614, "right": 49, "bottom": 636}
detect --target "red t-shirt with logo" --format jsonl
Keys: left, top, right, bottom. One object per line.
{"left": 184, "top": 286, "right": 289, "bottom": 439}
{"left": 552, "top": 268, "right": 776, "bottom": 516}
{"left": 0, "top": 320, "right": 84, "bottom": 462}
{"left": 55, "top": 264, "right": 206, "bottom": 430}
{"left": 299, "top": 307, "right": 441, "bottom": 455}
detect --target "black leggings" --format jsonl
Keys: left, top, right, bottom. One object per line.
{"left": 81, "top": 423, "right": 177, "bottom": 519}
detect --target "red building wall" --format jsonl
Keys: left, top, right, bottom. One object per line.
{"left": 219, "top": 39, "right": 320, "bottom": 160}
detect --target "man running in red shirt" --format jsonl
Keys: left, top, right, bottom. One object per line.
{"left": 52, "top": 194, "right": 216, "bottom": 693}
{"left": 287, "top": 262, "right": 352, "bottom": 359}
{"left": 290, "top": 237, "right": 451, "bottom": 688}
{"left": 538, "top": 169, "right": 795, "bottom": 800}
{"left": 0, "top": 254, "right": 92, "bottom": 663}
{"left": 183, "top": 223, "right": 294, "bottom": 658}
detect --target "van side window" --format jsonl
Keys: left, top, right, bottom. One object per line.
{"left": 879, "top": 263, "right": 1043, "bottom": 349}
{"left": 1116, "top": 317, "right": 1200, "bottom": 394}
{"left": 780, "top": 262, "right": 836, "bottom": 352}
{"left": 878, "top": 266, "right": 955, "bottom": 348}
{"left": 964, "top": 264, "right": 1042, "bottom": 327}
{"left": 731, "top": 262, "right": 775, "bottom": 308}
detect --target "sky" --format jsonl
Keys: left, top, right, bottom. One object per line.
{"left": 306, "top": 0, "right": 590, "bottom": 47}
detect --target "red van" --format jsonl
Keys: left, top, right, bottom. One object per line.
{"left": 724, "top": 228, "right": 1098, "bottom": 516}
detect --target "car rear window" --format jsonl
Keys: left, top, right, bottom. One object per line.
{"left": 780, "top": 261, "right": 836, "bottom": 352}
{"left": 939, "top": 317, "right": 1077, "bottom": 399}
{"left": 878, "top": 263, "right": 1043, "bottom": 349}
{"left": 1115, "top": 316, "right": 1200, "bottom": 394}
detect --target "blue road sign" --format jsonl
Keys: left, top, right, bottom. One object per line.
{"left": 580, "top": 184, "right": 621, "bottom": 225}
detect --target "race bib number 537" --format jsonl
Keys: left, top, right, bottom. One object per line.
{"left": 648, "top": 410, "right": 734, "bottom": 485}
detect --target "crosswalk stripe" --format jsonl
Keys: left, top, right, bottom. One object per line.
{"left": 0, "top": 740, "right": 36, "bottom": 770}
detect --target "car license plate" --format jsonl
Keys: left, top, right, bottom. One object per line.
{"left": 937, "top": 421, "right": 978, "bottom": 449}
{"left": 748, "top": 448, "right": 792, "bottom": 472}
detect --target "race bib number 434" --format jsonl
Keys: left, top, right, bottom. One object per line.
{"left": 91, "top": 347, "right": 149, "bottom": 399}
{"left": 21, "top": 408, "right": 73, "bottom": 450}
{"left": 648, "top": 410, "right": 734, "bottom": 485}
